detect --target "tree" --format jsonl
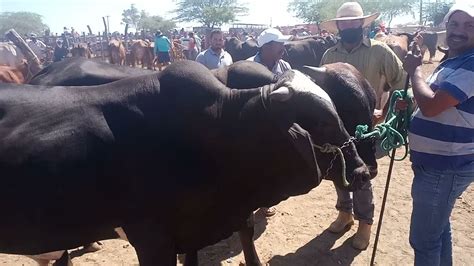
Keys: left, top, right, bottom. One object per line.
{"left": 0, "top": 12, "right": 49, "bottom": 37}
{"left": 138, "top": 11, "right": 176, "bottom": 34}
{"left": 422, "top": 0, "right": 454, "bottom": 26}
{"left": 288, "top": 0, "right": 417, "bottom": 26}
{"left": 121, "top": 4, "right": 141, "bottom": 30}
{"left": 173, "top": 0, "right": 249, "bottom": 28}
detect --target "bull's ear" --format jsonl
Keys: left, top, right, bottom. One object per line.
{"left": 300, "top": 66, "right": 326, "bottom": 86}
{"left": 269, "top": 86, "right": 293, "bottom": 102}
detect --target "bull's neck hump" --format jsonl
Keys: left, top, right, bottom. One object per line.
{"left": 221, "top": 87, "right": 266, "bottom": 120}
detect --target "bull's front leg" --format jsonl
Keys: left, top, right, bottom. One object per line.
{"left": 183, "top": 250, "right": 198, "bottom": 266}
{"left": 123, "top": 221, "right": 177, "bottom": 266}
{"left": 238, "top": 212, "right": 262, "bottom": 266}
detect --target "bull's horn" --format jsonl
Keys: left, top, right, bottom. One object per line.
{"left": 269, "top": 86, "right": 293, "bottom": 102}
{"left": 300, "top": 66, "right": 327, "bottom": 85}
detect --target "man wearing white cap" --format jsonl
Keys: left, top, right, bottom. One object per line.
{"left": 319, "top": 2, "right": 406, "bottom": 250}
{"left": 402, "top": 4, "right": 474, "bottom": 265}
{"left": 247, "top": 28, "right": 292, "bottom": 217}
{"left": 247, "top": 28, "right": 292, "bottom": 76}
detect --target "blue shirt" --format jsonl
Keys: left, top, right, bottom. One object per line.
{"left": 247, "top": 52, "right": 291, "bottom": 76}
{"left": 408, "top": 48, "right": 474, "bottom": 169}
{"left": 154, "top": 36, "right": 171, "bottom": 53}
{"left": 195, "top": 48, "right": 233, "bottom": 70}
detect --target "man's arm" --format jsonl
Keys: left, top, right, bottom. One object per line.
{"left": 408, "top": 67, "right": 459, "bottom": 117}
{"left": 381, "top": 44, "right": 407, "bottom": 91}
{"left": 403, "top": 43, "right": 460, "bottom": 117}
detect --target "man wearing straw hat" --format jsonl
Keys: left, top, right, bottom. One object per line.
{"left": 319, "top": 2, "right": 406, "bottom": 250}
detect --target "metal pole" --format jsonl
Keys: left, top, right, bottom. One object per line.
{"left": 370, "top": 74, "right": 411, "bottom": 266}
{"left": 106, "top": 16, "right": 110, "bottom": 34}
{"left": 419, "top": 0, "right": 423, "bottom": 25}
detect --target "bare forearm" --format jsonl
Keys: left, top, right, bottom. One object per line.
{"left": 410, "top": 67, "right": 436, "bottom": 115}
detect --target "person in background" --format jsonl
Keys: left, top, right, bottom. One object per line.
{"left": 195, "top": 29, "right": 233, "bottom": 70}
{"left": 53, "top": 40, "right": 68, "bottom": 62}
{"left": 154, "top": 30, "right": 172, "bottom": 71}
{"left": 27, "top": 33, "right": 47, "bottom": 62}
{"left": 194, "top": 33, "right": 202, "bottom": 53}
{"left": 246, "top": 28, "right": 292, "bottom": 217}
{"left": 319, "top": 1, "right": 406, "bottom": 250}
{"left": 247, "top": 28, "right": 292, "bottom": 77}
{"left": 401, "top": 4, "right": 474, "bottom": 265}
{"left": 187, "top": 32, "right": 198, "bottom": 60}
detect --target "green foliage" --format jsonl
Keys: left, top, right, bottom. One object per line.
{"left": 121, "top": 4, "right": 141, "bottom": 30}
{"left": 138, "top": 11, "right": 176, "bottom": 33}
{"left": 422, "top": 0, "right": 454, "bottom": 26}
{"left": 173, "top": 0, "right": 249, "bottom": 28}
{"left": 0, "top": 12, "right": 49, "bottom": 37}
{"left": 288, "top": 0, "right": 417, "bottom": 26}
{"left": 121, "top": 5, "right": 175, "bottom": 33}
{"left": 288, "top": 0, "right": 345, "bottom": 23}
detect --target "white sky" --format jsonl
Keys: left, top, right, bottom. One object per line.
{"left": 0, "top": 0, "right": 471, "bottom": 34}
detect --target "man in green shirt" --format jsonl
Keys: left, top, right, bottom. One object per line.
{"left": 319, "top": 2, "right": 406, "bottom": 250}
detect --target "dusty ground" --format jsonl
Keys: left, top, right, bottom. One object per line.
{"left": 1, "top": 53, "right": 472, "bottom": 265}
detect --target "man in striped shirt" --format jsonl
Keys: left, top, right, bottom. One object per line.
{"left": 403, "top": 4, "right": 474, "bottom": 265}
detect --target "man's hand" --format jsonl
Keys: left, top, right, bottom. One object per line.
{"left": 395, "top": 99, "right": 410, "bottom": 111}
{"left": 403, "top": 40, "right": 423, "bottom": 76}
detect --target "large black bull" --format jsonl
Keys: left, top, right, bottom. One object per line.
{"left": 29, "top": 57, "right": 152, "bottom": 86}
{"left": 283, "top": 36, "right": 337, "bottom": 69}
{"left": 0, "top": 60, "right": 370, "bottom": 265}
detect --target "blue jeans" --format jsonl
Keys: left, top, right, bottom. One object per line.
{"left": 410, "top": 163, "right": 474, "bottom": 266}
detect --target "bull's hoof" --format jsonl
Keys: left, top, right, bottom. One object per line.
{"left": 83, "top": 242, "right": 103, "bottom": 252}
{"left": 260, "top": 207, "right": 276, "bottom": 217}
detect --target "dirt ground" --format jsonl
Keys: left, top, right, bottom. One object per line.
{"left": 1, "top": 53, "right": 472, "bottom": 266}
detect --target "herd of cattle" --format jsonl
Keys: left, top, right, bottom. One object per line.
{"left": 0, "top": 30, "right": 444, "bottom": 265}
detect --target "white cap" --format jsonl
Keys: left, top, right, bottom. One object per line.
{"left": 257, "top": 28, "right": 291, "bottom": 47}
{"left": 443, "top": 3, "right": 474, "bottom": 24}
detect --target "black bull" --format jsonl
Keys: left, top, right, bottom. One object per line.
{"left": 1, "top": 60, "right": 373, "bottom": 265}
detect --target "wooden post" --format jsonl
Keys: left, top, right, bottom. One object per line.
{"left": 124, "top": 23, "right": 129, "bottom": 51}
{"left": 5, "top": 29, "right": 42, "bottom": 75}
{"left": 103, "top": 17, "right": 109, "bottom": 41}
{"left": 6, "top": 29, "right": 40, "bottom": 64}
{"left": 87, "top": 25, "right": 93, "bottom": 35}
{"left": 99, "top": 32, "right": 105, "bottom": 61}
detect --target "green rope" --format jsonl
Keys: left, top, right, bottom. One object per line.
{"left": 312, "top": 143, "right": 349, "bottom": 187}
{"left": 355, "top": 90, "right": 413, "bottom": 161}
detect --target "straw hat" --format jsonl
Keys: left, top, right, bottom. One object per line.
{"left": 320, "top": 2, "right": 380, "bottom": 33}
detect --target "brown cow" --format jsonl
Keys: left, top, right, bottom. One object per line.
{"left": 374, "top": 33, "right": 414, "bottom": 60}
{"left": 129, "top": 40, "right": 154, "bottom": 69}
{"left": 71, "top": 43, "right": 93, "bottom": 58}
{"left": 0, "top": 61, "right": 39, "bottom": 84}
{"left": 109, "top": 39, "right": 126, "bottom": 65}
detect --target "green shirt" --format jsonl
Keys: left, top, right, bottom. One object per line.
{"left": 320, "top": 38, "right": 407, "bottom": 110}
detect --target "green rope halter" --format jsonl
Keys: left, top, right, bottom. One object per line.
{"left": 312, "top": 143, "right": 350, "bottom": 187}
{"left": 355, "top": 90, "right": 413, "bottom": 161}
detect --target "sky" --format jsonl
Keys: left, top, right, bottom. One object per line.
{"left": 0, "top": 0, "right": 306, "bottom": 34}
{"left": 0, "top": 0, "right": 472, "bottom": 34}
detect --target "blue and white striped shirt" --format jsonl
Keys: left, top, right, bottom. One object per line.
{"left": 408, "top": 48, "right": 474, "bottom": 169}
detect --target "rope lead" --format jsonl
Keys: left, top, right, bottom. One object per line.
{"left": 355, "top": 90, "right": 413, "bottom": 160}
